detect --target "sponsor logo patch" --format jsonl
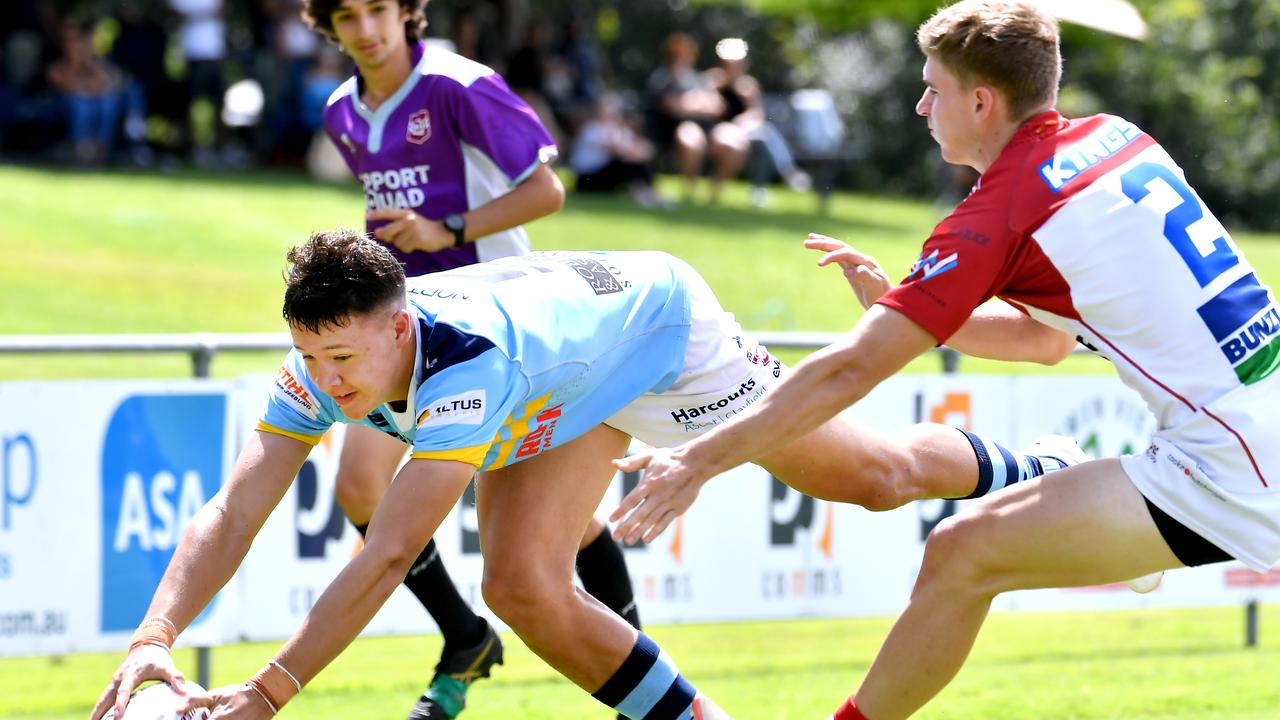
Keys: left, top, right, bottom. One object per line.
{"left": 671, "top": 380, "right": 759, "bottom": 423}
{"left": 274, "top": 367, "right": 318, "bottom": 421}
{"left": 905, "top": 249, "right": 958, "bottom": 283}
{"left": 1196, "top": 272, "right": 1280, "bottom": 384}
{"left": 560, "top": 256, "right": 624, "bottom": 295}
{"left": 515, "top": 403, "right": 564, "bottom": 459}
{"left": 407, "top": 109, "right": 431, "bottom": 144}
{"left": 1038, "top": 116, "right": 1142, "bottom": 192}
{"left": 419, "top": 390, "right": 486, "bottom": 427}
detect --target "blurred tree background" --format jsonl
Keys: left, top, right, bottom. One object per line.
{"left": 27, "top": 0, "right": 1280, "bottom": 229}
{"left": 509, "top": 0, "right": 1280, "bottom": 229}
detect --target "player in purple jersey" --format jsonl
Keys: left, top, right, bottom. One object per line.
{"left": 610, "top": 2, "right": 1280, "bottom": 718}
{"left": 300, "top": 2, "right": 641, "bottom": 718}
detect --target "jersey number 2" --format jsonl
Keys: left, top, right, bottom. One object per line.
{"left": 1120, "top": 162, "right": 1238, "bottom": 287}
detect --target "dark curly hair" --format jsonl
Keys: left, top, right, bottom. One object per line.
{"left": 301, "top": 0, "right": 428, "bottom": 45}
{"left": 283, "top": 229, "right": 406, "bottom": 334}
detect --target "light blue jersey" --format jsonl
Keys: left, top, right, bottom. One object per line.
{"left": 259, "top": 251, "right": 693, "bottom": 470}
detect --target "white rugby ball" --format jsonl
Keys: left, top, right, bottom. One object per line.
{"left": 102, "top": 682, "right": 208, "bottom": 720}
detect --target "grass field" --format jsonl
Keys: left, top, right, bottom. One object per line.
{"left": 4, "top": 607, "right": 1280, "bottom": 719}
{"left": 11, "top": 163, "right": 1280, "bottom": 379}
{"left": 6, "top": 165, "right": 1280, "bottom": 718}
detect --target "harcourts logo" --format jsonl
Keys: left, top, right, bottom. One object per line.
{"left": 101, "top": 395, "right": 225, "bottom": 632}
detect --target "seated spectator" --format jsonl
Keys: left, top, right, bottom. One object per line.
{"left": 645, "top": 32, "right": 731, "bottom": 202}
{"left": 705, "top": 38, "right": 811, "bottom": 207}
{"left": 569, "top": 93, "right": 671, "bottom": 209}
{"left": 46, "top": 19, "right": 126, "bottom": 164}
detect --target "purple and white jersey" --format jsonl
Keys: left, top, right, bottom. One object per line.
{"left": 323, "top": 41, "right": 558, "bottom": 276}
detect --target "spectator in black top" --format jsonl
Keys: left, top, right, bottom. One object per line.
{"left": 644, "top": 32, "right": 732, "bottom": 202}
{"left": 705, "top": 38, "right": 810, "bottom": 207}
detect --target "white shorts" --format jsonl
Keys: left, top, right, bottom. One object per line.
{"left": 604, "top": 263, "right": 786, "bottom": 449}
{"left": 1120, "top": 372, "right": 1280, "bottom": 571}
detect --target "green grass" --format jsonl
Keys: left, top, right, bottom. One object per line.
{"left": 7, "top": 165, "right": 1280, "bottom": 717}
{"left": 19, "top": 163, "right": 1280, "bottom": 379}
{"left": 5, "top": 607, "right": 1279, "bottom": 719}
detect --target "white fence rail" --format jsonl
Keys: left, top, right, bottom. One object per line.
{"left": 0, "top": 331, "right": 979, "bottom": 376}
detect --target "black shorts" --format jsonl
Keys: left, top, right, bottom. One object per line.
{"left": 1144, "top": 497, "right": 1233, "bottom": 567}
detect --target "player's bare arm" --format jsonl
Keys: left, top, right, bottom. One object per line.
{"left": 805, "top": 233, "right": 1075, "bottom": 365}
{"left": 804, "top": 233, "right": 894, "bottom": 310}
{"left": 90, "top": 431, "right": 311, "bottom": 720}
{"left": 369, "top": 163, "right": 564, "bottom": 254}
{"left": 946, "top": 300, "right": 1077, "bottom": 364}
{"left": 193, "top": 457, "right": 475, "bottom": 718}
{"left": 612, "top": 306, "right": 937, "bottom": 544}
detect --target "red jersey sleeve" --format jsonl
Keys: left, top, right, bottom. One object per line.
{"left": 876, "top": 188, "right": 1018, "bottom": 344}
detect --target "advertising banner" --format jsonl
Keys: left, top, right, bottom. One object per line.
{"left": 4, "top": 372, "right": 1279, "bottom": 658}
{"left": 0, "top": 381, "right": 237, "bottom": 656}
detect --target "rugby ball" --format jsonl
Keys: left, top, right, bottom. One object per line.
{"left": 102, "top": 682, "right": 208, "bottom": 720}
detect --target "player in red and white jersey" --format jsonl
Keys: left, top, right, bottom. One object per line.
{"left": 610, "top": 2, "right": 1279, "bottom": 718}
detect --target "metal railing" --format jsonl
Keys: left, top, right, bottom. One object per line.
{"left": 0, "top": 331, "right": 967, "bottom": 376}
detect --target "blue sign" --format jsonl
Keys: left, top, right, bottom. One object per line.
{"left": 100, "top": 394, "right": 225, "bottom": 632}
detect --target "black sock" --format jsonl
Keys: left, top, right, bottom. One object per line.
{"left": 576, "top": 526, "right": 641, "bottom": 630}
{"left": 354, "top": 522, "right": 486, "bottom": 654}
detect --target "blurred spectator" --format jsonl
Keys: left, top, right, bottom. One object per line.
{"left": 108, "top": 0, "right": 174, "bottom": 164}
{"left": 706, "top": 38, "right": 810, "bottom": 207}
{"left": 505, "top": 20, "right": 568, "bottom": 151}
{"left": 555, "top": 17, "right": 603, "bottom": 128}
{"left": 263, "top": 0, "right": 319, "bottom": 163}
{"left": 569, "top": 93, "right": 671, "bottom": 210}
{"left": 169, "top": 0, "right": 227, "bottom": 164}
{"left": 299, "top": 45, "right": 345, "bottom": 134}
{"left": 46, "top": 19, "right": 127, "bottom": 164}
{"left": 644, "top": 32, "right": 732, "bottom": 202}
{"left": 0, "top": 2, "right": 61, "bottom": 155}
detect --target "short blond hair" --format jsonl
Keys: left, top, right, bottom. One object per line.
{"left": 917, "top": 0, "right": 1061, "bottom": 121}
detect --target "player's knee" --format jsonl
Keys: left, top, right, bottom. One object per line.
{"left": 333, "top": 469, "right": 386, "bottom": 519}
{"left": 480, "top": 565, "right": 566, "bottom": 630}
{"left": 916, "top": 514, "right": 1001, "bottom": 595}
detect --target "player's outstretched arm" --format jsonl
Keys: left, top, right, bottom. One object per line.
{"left": 190, "top": 458, "right": 477, "bottom": 717}
{"left": 90, "top": 430, "right": 311, "bottom": 720}
{"left": 946, "top": 300, "right": 1078, "bottom": 365}
{"left": 613, "top": 306, "right": 937, "bottom": 544}
{"left": 804, "top": 233, "right": 893, "bottom": 310}
{"left": 803, "top": 233, "right": 1076, "bottom": 365}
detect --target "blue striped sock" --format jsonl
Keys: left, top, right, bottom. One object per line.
{"left": 958, "top": 430, "right": 1068, "bottom": 499}
{"left": 592, "top": 632, "right": 696, "bottom": 720}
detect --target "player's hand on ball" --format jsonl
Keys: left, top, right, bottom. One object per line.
{"left": 610, "top": 447, "right": 705, "bottom": 545}
{"left": 190, "top": 683, "right": 277, "bottom": 720}
{"left": 805, "top": 233, "right": 892, "bottom": 309}
{"left": 91, "top": 644, "right": 193, "bottom": 720}
{"left": 368, "top": 208, "right": 454, "bottom": 254}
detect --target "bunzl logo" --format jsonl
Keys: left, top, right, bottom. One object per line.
{"left": 101, "top": 395, "right": 225, "bottom": 632}
{"left": 1196, "top": 272, "right": 1280, "bottom": 385}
